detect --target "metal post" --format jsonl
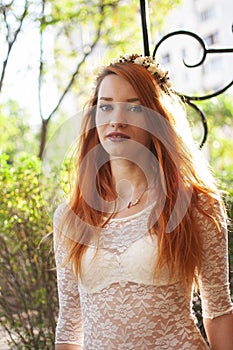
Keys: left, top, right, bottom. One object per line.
{"left": 140, "top": 0, "right": 150, "bottom": 56}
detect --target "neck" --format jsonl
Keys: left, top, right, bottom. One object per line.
{"left": 110, "top": 158, "right": 149, "bottom": 189}
{"left": 109, "top": 158, "right": 156, "bottom": 212}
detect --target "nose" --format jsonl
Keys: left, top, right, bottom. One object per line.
{"left": 110, "top": 120, "right": 127, "bottom": 128}
{"left": 110, "top": 104, "right": 127, "bottom": 128}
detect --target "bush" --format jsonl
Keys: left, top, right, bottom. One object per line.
{"left": 0, "top": 153, "right": 58, "bottom": 349}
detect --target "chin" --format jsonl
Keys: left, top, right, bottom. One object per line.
{"left": 104, "top": 147, "right": 127, "bottom": 158}
{"left": 101, "top": 141, "right": 126, "bottom": 154}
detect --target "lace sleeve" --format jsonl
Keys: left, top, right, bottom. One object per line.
{"left": 194, "top": 194, "right": 233, "bottom": 319}
{"left": 53, "top": 203, "right": 83, "bottom": 345}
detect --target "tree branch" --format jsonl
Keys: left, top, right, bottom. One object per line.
{"left": 38, "top": 0, "right": 46, "bottom": 121}
{"left": 0, "top": 0, "right": 29, "bottom": 92}
{"left": 44, "top": 2, "right": 107, "bottom": 122}
{"left": 37, "top": 1, "right": 118, "bottom": 158}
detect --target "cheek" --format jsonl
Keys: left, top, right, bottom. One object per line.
{"left": 95, "top": 113, "right": 101, "bottom": 128}
{"left": 95, "top": 114, "right": 109, "bottom": 137}
{"left": 128, "top": 113, "right": 148, "bottom": 130}
{"left": 96, "top": 124, "right": 105, "bottom": 142}
{"left": 95, "top": 109, "right": 110, "bottom": 126}
{"left": 137, "top": 129, "right": 152, "bottom": 147}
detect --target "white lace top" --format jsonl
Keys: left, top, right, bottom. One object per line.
{"left": 54, "top": 195, "right": 233, "bottom": 350}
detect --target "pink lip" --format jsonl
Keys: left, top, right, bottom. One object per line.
{"left": 106, "top": 132, "right": 130, "bottom": 142}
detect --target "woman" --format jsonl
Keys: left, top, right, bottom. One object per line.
{"left": 54, "top": 54, "right": 233, "bottom": 350}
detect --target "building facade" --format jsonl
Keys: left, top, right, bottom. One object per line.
{"left": 153, "top": 0, "right": 233, "bottom": 94}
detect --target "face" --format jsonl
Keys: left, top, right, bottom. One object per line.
{"left": 95, "top": 74, "right": 152, "bottom": 160}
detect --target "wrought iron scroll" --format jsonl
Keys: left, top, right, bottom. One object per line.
{"left": 139, "top": 1, "right": 233, "bottom": 147}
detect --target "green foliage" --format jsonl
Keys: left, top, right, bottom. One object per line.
{"left": 0, "top": 153, "right": 58, "bottom": 349}
{"left": 205, "top": 96, "right": 233, "bottom": 191}
{"left": 0, "top": 100, "right": 39, "bottom": 162}
{"left": 188, "top": 94, "right": 233, "bottom": 186}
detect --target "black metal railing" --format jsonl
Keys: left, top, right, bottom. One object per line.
{"left": 140, "top": 0, "right": 233, "bottom": 147}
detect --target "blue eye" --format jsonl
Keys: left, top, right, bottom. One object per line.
{"left": 98, "top": 104, "right": 113, "bottom": 111}
{"left": 128, "top": 105, "right": 142, "bottom": 112}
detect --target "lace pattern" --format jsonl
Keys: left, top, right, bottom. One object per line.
{"left": 80, "top": 281, "right": 208, "bottom": 350}
{"left": 193, "top": 194, "right": 233, "bottom": 319}
{"left": 54, "top": 206, "right": 83, "bottom": 345}
{"left": 54, "top": 194, "right": 233, "bottom": 349}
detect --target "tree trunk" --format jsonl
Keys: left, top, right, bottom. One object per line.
{"left": 39, "top": 119, "right": 49, "bottom": 160}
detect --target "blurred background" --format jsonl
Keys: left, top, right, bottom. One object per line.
{"left": 0, "top": 0, "right": 232, "bottom": 348}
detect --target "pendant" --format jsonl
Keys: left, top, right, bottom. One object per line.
{"left": 127, "top": 198, "right": 140, "bottom": 209}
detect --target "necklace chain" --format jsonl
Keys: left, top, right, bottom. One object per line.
{"left": 127, "top": 186, "right": 149, "bottom": 209}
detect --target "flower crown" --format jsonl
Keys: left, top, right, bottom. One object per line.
{"left": 110, "top": 53, "right": 171, "bottom": 91}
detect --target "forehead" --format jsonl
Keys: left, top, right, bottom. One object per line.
{"left": 98, "top": 74, "right": 139, "bottom": 102}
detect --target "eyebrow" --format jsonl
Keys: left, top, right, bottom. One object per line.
{"left": 99, "top": 97, "right": 140, "bottom": 103}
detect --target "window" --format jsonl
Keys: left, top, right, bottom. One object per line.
{"left": 181, "top": 48, "right": 186, "bottom": 59}
{"left": 204, "top": 32, "right": 219, "bottom": 46}
{"left": 199, "top": 7, "right": 215, "bottom": 22}
{"left": 203, "top": 57, "right": 222, "bottom": 75}
{"left": 161, "top": 53, "right": 170, "bottom": 65}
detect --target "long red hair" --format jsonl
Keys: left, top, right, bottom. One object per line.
{"left": 61, "top": 62, "right": 221, "bottom": 288}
